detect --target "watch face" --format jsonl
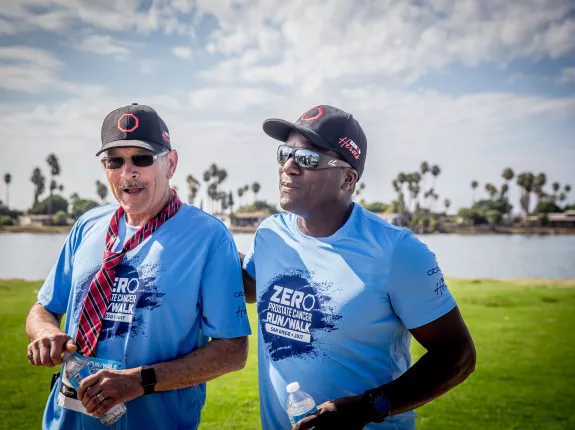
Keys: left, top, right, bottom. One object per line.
{"left": 373, "top": 395, "right": 391, "bottom": 415}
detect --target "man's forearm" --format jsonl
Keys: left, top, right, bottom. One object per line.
{"left": 379, "top": 346, "right": 476, "bottom": 416}
{"left": 151, "top": 336, "right": 249, "bottom": 392}
{"left": 26, "top": 302, "right": 63, "bottom": 341}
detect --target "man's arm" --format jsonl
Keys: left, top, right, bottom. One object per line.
{"left": 239, "top": 251, "right": 256, "bottom": 304}
{"left": 78, "top": 336, "right": 249, "bottom": 417}
{"left": 26, "top": 302, "right": 77, "bottom": 367}
{"left": 376, "top": 306, "right": 476, "bottom": 414}
{"left": 294, "top": 307, "right": 475, "bottom": 429}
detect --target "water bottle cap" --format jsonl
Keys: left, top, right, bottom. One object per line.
{"left": 286, "top": 382, "right": 300, "bottom": 393}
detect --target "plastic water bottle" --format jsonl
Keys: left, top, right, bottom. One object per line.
{"left": 286, "top": 382, "right": 317, "bottom": 426}
{"left": 63, "top": 353, "right": 126, "bottom": 426}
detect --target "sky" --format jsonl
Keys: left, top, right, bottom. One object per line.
{"left": 0, "top": 0, "right": 574, "bottom": 214}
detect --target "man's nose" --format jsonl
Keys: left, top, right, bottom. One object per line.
{"left": 120, "top": 159, "right": 139, "bottom": 179}
{"left": 281, "top": 157, "right": 301, "bottom": 175}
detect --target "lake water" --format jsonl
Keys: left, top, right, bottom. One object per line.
{"left": 0, "top": 232, "right": 574, "bottom": 281}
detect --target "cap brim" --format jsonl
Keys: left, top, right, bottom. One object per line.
{"left": 262, "top": 119, "right": 334, "bottom": 152}
{"left": 95, "top": 140, "right": 166, "bottom": 156}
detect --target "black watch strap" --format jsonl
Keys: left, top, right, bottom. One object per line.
{"left": 140, "top": 365, "right": 156, "bottom": 395}
{"left": 365, "top": 389, "right": 392, "bottom": 423}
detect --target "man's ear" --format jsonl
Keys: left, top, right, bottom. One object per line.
{"left": 167, "top": 150, "right": 178, "bottom": 179}
{"left": 343, "top": 168, "right": 359, "bottom": 192}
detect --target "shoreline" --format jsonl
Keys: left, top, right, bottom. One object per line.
{"left": 2, "top": 224, "right": 574, "bottom": 235}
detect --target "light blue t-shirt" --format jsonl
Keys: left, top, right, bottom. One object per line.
{"left": 38, "top": 203, "right": 251, "bottom": 430}
{"left": 244, "top": 203, "right": 456, "bottom": 430}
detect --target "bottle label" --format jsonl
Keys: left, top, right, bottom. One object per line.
{"left": 289, "top": 406, "right": 317, "bottom": 425}
{"left": 57, "top": 353, "right": 124, "bottom": 417}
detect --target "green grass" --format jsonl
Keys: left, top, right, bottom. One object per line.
{"left": 1, "top": 278, "right": 574, "bottom": 429}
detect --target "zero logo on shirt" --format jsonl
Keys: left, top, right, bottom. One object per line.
{"left": 258, "top": 270, "right": 341, "bottom": 361}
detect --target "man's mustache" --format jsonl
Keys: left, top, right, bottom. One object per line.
{"left": 118, "top": 180, "right": 147, "bottom": 189}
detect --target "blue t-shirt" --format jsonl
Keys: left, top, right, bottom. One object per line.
{"left": 39, "top": 203, "right": 251, "bottom": 430}
{"left": 244, "top": 203, "right": 456, "bottom": 430}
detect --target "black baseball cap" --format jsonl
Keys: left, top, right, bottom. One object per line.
{"left": 263, "top": 105, "right": 368, "bottom": 177}
{"left": 96, "top": 103, "right": 172, "bottom": 156}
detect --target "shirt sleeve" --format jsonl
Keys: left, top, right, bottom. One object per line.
{"left": 200, "top": 234, "right": 252, "bottom": 339}
{"left": 38, "top": 220, "right": 82, "bottom": 315}
{"left": 243, "top": 234, "right": 256, "bottom": 280}
{"left": 386, "top": 230, "right": 457, "bottom": 330}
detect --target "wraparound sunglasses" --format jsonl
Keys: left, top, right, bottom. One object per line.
{"left": 101, "top": 151, "right": 169, "bottom": 170}
{"left": 277, "top": 145, "right": 351, "bottom": 170}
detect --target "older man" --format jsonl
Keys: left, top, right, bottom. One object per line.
{"left": 26, "top": 103, "right": 251, "bottom": 429}
{"left": 241, "top": 105, "right": 476, "bottom": 429}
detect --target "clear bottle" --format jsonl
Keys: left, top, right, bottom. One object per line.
{"left": 285, "top": 382, "right": 317, "bottom": 426}
{"left": 63, "top": 352, "right": 127, "bottom": 426}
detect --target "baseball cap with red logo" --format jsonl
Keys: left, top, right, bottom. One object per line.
{"left": 262, "top": 104, "right": 368, "bottom": 177}
{"left": 96, "top": 103, "right": 172, "bottom": 156}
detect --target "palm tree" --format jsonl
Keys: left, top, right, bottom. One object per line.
{"left": 471, "top": 180, "right": 478, "bottom": 204}
{"left": 228, "top": 191, "right": 235, "bottom": 214}
{"left": 355, "top": 182, "right": 365, "bottom": 198}
{"left": 252, "top": 182, "right": 261, "bottom": 203}
{"left": 3, "top": 173, "right": 11, "bottom": 208}
{"left": 186, "top": 175, "right": 200, "bottom": 206}
{"left": 534, "top": 173, "right": 547, "bottom": 206}
{"left": 502, "top": 168, "right": 514, "bottom": 184}
{"left": 552, "top": 182, "right": 561, "bottom": 203}
{"left": 237, "top": 187, "right": 245, "bottom": 207}
{"left": 517, "top": 172, "right": 535, "bottom": 215}
{"left": 30, "top": 167, "right": 46, "bottom": 207}
{"left": 485, "top": 183, "right": 498, "bottom": 199}
{"left": 565, "top": 184, "right": 572, "bottom": 204}
{"left": 431, "top": 165, "right": 441, "bottom": 190}
{"left": 46, "top": 153, "right": 61, "bottom": 215}
{"left": 96, "top": 180, "right": 108, "bottom": 204}
{"left": 444, "top": 198, "right": 451, "bottom": 214}
{"left": 420, "top": 162, "right": 429, "bottom": 208}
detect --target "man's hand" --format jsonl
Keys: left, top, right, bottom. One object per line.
{"left": 77, "top": 368, "right": 144, "bottom": 418}
{"left": 27, "top": 331, "right": 77, "bottom": 367}
{"left": 292, "top": 394, "right": 371, "bottom": 430}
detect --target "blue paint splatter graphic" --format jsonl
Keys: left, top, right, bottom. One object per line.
{"left": 258, "top": 269, "right": 341, "bottom": 361}
{"left": 72, "top": 259, "right": 164, "bottom": 342}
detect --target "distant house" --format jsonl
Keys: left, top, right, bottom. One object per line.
{"left": 231, "top": 211, "right": 271, "bottom": 228}
{"left": 526, "top": 210, "right": 575, "bottom": 228}
{"left": 373, "top": 212, "right": 405, "bottom": 226}
{"left": 19, "top": 214, "right": 53, "bottom": 226}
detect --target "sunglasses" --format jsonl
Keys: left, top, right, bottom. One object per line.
{"left": 101, "top": 151, "right": 169, "bottom": 170}
{"left": 277, "top": 145, "right": 351, "bottom": 170}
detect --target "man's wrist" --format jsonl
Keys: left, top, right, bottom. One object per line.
{"left": 363, "top": 388, "right": 392, "bottom": 423}
{"left": 139, "top": 365, "right": 157, "bottom": 395}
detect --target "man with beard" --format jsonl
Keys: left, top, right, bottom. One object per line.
{"left": 241, "top": 105, "right": 476, "bottom": 429}
{"left": 26, "top": 103, "right": 251, "bottom": 429}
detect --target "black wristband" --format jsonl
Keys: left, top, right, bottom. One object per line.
{"left": 140, "top": 365, "right": 156, "bottom": 395}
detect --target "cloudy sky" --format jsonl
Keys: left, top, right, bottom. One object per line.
{"left": 1, "top": 0, "right": 574, "bottom": 213}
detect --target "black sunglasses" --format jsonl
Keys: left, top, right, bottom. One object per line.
{"left": 101, "top": 151, "right": 169, "bottom": 170}
{"left": 277, "top": 145, "right": 351, "bottom": 170}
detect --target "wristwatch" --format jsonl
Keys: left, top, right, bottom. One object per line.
{"left": 139, "top": 365, "right": 157, "bottom": 395}
{"left": 365, "top": 389, "right": 392, "bottom": 423}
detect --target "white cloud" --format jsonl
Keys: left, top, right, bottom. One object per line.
{"left": 556, "top": 67, "right": 575, "bottom": 85}
{"left": 195, "top": 0, "right": 575, "bottom": 91}
{"left": 0, "top": 46, "right": 63, "bottom": 92}
{"left": 172, "top": 46, "right": 193, "bottom": 59}
{"left": 76, "top": 34, "right": 131, "bottom": 56}
{"left": 0, "top": 17, "right": 17, "bottom": 34}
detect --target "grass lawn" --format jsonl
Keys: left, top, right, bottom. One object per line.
{"left": 1, "top": 278, "right": 574, "bottom": 429}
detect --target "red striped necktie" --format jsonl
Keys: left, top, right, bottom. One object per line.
{"left": 75, "top": 189, "right": 182, "bottom": 357}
